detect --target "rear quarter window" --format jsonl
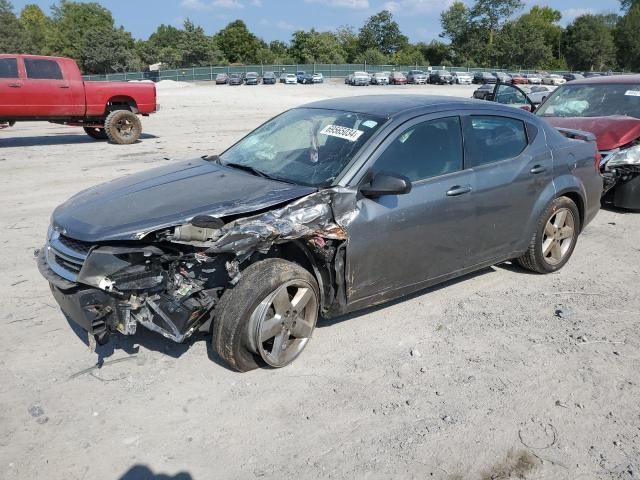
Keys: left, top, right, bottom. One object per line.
{"left": 25, "top": 59, "right": 63, "bottom": 80}
{"left": 0, "top": 58, "right": 18, "bottom": 78}
{"left": 465, "top": 116, "right": 528, "bottom": 167}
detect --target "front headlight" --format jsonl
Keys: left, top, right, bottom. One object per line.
{"left": 605, "top": 144, "right": 640, "bottom": 168}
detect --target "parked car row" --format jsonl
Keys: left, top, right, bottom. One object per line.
{"left": 214, "top": 71, "right": 323, "bottom": 85}
{"left": 345, "top": 70, "right": 473, "bottom": 86}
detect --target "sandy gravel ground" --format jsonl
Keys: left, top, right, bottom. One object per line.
{"left": 1, "top": 80, "right": 639, "bottom": 480}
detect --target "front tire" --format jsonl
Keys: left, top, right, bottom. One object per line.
{"left": 83, "top": 127, "right": 108, "bottom": 140}
{"left": 104, "top": 110, "right": 142, "bottom": 145}
{"left": 517, "top": 196, "right": 580, "bottom": 273}
{"left": 212, "top": 259, "right": 320, "bottom": 372}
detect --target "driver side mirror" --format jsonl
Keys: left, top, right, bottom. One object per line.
{"left": 360, "top": 173, "right": 412, "bottom": 198}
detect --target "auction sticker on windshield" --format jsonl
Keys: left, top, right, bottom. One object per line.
{"left": 320, "top": 125, "right": 364, "bottom": 142}
{"left": 625, "top": 90, "right": 640, "bottom": 96}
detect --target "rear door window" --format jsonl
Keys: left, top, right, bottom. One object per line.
{"left": 24, "top": 58, "right": 63, "bottom": 80}
{"left": 0, "top": 58, "right": 18, "bottom": 78}
{"left": 464, "top": 116, "right": 528, "bottom": 167}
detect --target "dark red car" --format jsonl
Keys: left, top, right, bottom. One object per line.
{"left": 0, "top": 54, "right": 157, "bottom": 144}
{"left": 536, "top": 75, "right": 640, "bottom": 210}
{"left": 389, "top": 71, "right": 407, "bottom": 85}
{"left": 510, "top": 73, "right": 528, "bottom": 85}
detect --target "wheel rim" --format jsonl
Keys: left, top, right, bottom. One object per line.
{"left": 115, "top": 118, "right": 135, "bottom": 138}
{"left": 252, "top": 280, "right": 318, "bottom": 367}
{"left": 542, "top": 207, "right": 576, "bottom": 266}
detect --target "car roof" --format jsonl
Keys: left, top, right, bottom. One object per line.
{"left": 567, "top": 74, "right": 640, "bottom": 85}
{"left": 301, "top": 95, "right": 519, "bottom": 118}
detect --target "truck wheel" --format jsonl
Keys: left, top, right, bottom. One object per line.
{"left": 517, "top": 196, "right": 580, "bottom": 274}
{"left": 83, "top": 127, "right": 108, "bottom": 140}
{"left": 104, "top": 110, "right": 142, "bottom": 145}
{"left": 212, "top": 258, "right": 320, "bottom": 372}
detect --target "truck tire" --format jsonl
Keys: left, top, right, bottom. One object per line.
{"left": 83, "top": 127, "right": 108, "bottom": 140}
{"left": 104, "top": 110, "right": 142, "bottom": 145}
{"left": 517, "top": 196, "right": 580, "bottom": 274}
{"left": 212, "top": 258, "right": 320, "bottom": 372}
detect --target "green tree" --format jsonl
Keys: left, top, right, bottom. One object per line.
{"left": 354, "top": 48, "right": 388, "bottom": 65}
{"left": 419, "top": 40, "right": 452, "bottom": 66}
{"left": 143, "top": 24, "right": 184, "bottom": 68}
{"left": 47, "top": 1, "right": 114, "bottom": 59}
{"left": 335, "top": 25, "right": 359, "bottom": 62}
{"left": 215, "top": 20, "right": 262, "bottom": 63}
{"left": 394, "top": 44, "right": 426, "bottom": 66}
{"left": 517, "top": 6, "right": 562, "bottom": 59}
{"left": 0, "top": 0, "right": 25, "bottom": 53}
{"left": 80, "top": 26, "right": 136, "bottom": 73}
{"left": 268, "top": 40, "right": 288, "bottom": 57}
{"left": 470, "top": 0, "right": 524, "bottom": 45}
{"left": 179, "top": 19, "right": 221, "bottom": 66}
{"left": 563, "top": 14, "right": 617, "bottom": 71}
{"left": 289, "top": 29, "right": 346, "bottom": 63}
{"left": 358, "top": 10, "right": 407, "bottom": 55}
{"left": 616, "top": 5, "right": 640, "bottom": 70}
{"left": 19, "top": 4, "right": 50, "bottom": 54}
{"left": 440, "top": 2, "right": 489, "bottom": 65}
{"left": 493, "top": 17, "right": 553, "bottom": 68}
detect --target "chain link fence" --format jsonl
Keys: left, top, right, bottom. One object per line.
{"left": 83, "top": 63, "right": 614, "bottom": 82}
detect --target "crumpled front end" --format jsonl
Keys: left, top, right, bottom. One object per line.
{"left": 38, "top": 188, "right": 358, "bottom": 344}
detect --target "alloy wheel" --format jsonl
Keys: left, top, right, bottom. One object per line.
{"left": 252, "top": 280, "right": 318, "bottom": 367}
{"left": 542, "top": 208, "right": 576, "bottom": 265}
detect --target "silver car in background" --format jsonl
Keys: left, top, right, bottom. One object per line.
{"left": 351, "top": 71, "right": 370, "bottom": 86}
{"left": 371, "top": 72, "right": 390, "bottom": 85}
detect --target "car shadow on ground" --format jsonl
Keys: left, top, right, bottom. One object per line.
{"left": 317, "top": 265, "right": 498, "bottom": 328}
{"left": 64, "top": 264, "right": 508, "bottom": 371}
{"left": 0, "top": 132, "right": 157, "bottom": 148}
{"left": 118, "top": 465, "right": 193, "bottom": 480}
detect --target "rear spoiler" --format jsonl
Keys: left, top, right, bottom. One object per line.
{"left": 555, "top": 127, "right": 596, "bottom": 143}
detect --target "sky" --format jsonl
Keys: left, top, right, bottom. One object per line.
{"left": 10, "top": 0, "right": 624, "bottom": 43}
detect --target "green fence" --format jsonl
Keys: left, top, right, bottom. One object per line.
{"left": 82, "top": 63, "right": 617, "bottom": 82}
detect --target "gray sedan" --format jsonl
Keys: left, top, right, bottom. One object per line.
{"left": 39, "top": 96, "right": 602, "bottom": 371}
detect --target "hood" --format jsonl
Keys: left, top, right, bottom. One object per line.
{"left": 543, "top": 115, "right": 640, "bottom": 150}
{"left": 52, "top": 159, "right": 316, "bottom": 242}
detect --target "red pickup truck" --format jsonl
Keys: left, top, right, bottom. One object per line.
{"left": 0, "top": 54, "right": 157, "bottom": 144}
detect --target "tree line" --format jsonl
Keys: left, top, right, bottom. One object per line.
{"left": 1, "top": 0, "right": 639, "bottom": 74}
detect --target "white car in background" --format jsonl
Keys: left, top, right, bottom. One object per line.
{"left": 524, "top": 73, "right": 542, "bottom": 84}
{"left": 312, "top": 73, "right": 324, "bottom": 83}
{"left": 542, "top": 74, "right": 566, "bottom": 86}
{"left": 285, "top": 74, "right": 297, "bottom": 85}
{"left": 452, "top": 72, "right": 472, "bottom": 84}
{"left": 525, "top": 85, "right": 557, "bottom": 104}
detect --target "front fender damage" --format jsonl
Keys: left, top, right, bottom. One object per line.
{"left": 75, "top": 188, "right": 359, "bottom": 343}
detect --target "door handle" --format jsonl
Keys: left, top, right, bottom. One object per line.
{"left": 8, "top": 83, "right": 21, "bottom": 88}
{"left": 530, "top": 165, "right": 547, "bottom": 174}
{"left": 59, "top": 85, "right": 70, "bottom": 89}
{"left": 446, "top": 185, "right": 472, "bottom": 196}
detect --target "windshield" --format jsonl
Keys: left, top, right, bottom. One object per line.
{"left": 220, "top": 108, "right": 385, "bottom": 187}
{"left": 537, "top": 83, "right": 640, "bottom": 119}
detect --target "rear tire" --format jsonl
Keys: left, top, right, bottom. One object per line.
{"left": 517, "top": 196, "right": 580, "bottom": 273}
{"left": 212, "top": 259, "right": 320, "bottom": 372}
{"left": 83, "top": 127, "right": 108, "bottom": 140}
{"left": 104, "top": 110, "right": 142, "bottom": 145}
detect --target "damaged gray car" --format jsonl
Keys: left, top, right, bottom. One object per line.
{"left": 38, "top": 95, "right": 603, "bottom": 371}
